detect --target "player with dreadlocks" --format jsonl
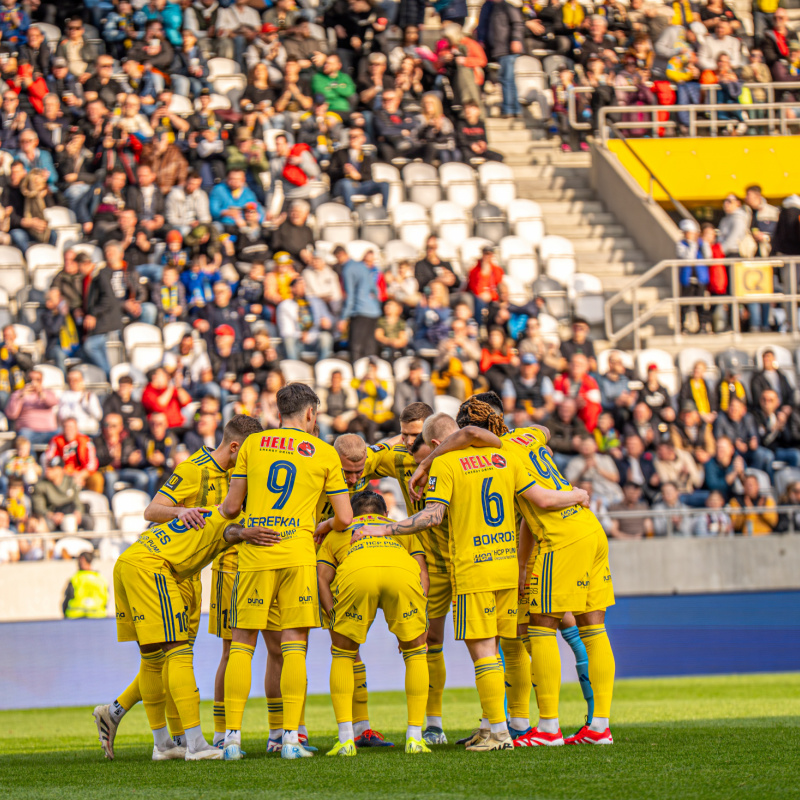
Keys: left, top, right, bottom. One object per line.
{"left": 409, "top": 392, "right": 616, "bottom": 748}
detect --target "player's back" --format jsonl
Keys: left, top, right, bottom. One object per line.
{"left": 118, "top": 507, "right": 237, "bottom": 580}
{"left": 234, "top": 428, "right": 347, "bottom": 571}
{"left": 501, "top": 427, "right": 600, "bottom": 551}
{"left": 427, "top": 446, "right": 534, "bottom": 593}
{"left": 160, "top": 447, "right": 230, "bottom": 508}
{"left": 318, "top": 514, "right": 424, "bottom": 574}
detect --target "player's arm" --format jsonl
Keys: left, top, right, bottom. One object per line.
{"left": 350, "top": 501, "right": 446, "bottom": 542}
{"left": 531, "top": 424, "right": 550, "bottom": 442}
{"left": 518, "top": 517, "right": 534, "bottom": 594}
{"left": 223, "top": 523, "right": 282, "bottom": 546}
{"left": 144, "top": 494, "right": 209, "bottom": 529}
{"left": 316, "top": 561, "right": 337, "bottom": 615}
{"left": 408, "top": 425, "right": 502, "bottom": 500}
{"left": 521, "top": 483, "right": 589, "bottom": 510}
{"left": 328, "top": 491, "right": 353, "bottom": 531}
{"left": 221, "top": 477, "right": 247, "bottom": 519}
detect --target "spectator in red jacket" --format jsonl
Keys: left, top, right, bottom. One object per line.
{"left": 553, "top": 353, "right": 603, "bottom": 432}
{"left": 44, "top": 417, "right": 99, "bottom": 489}
{"left": 480, "top": 325, "right": 520, "bottom": 395}
{"left": 141, "top": 365, "right": 192, "bottom": 429}
{"left": 468, "top": 245, "right": 505, "bottom": 325}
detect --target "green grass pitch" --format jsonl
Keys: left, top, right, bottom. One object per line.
{"left": 2, "top": 674, "right": 799, "bottom": 800}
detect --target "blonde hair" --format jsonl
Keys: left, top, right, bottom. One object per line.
{"left": 422, "top": 412, "right": 458, "bottom": 447}
{"left": 421, "top": 92, "right": 443, "bottom": 122}
{"left": 334, "top": 433, "right": 367, "bottom": 463}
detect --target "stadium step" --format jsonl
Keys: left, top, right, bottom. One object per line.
{"left": 644, "top": 331, "right": 800, "bottom": 354}
{"left": 537, "top": 200, "right": 607, "bottom": 215}
{"left": 517, "top": 186, "right": 595, "bottom": 201}
{"left": 570, "top": 236, "right": 639, "bottom": 253}
{"left": 505, "top": 164, "right": 590, "bottom": 180}
{"left": 576, "top": 259, "right": 651, "bottom": 277}
{"left": 545, "top": 222, "right": 628, "bottom": 238}
{"left": 543, "top": 212, "right": 618, "bottom": 227}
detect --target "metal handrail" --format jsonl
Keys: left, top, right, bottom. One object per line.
{"left": 567, "top": 80, "right": 800, "bottom": 132}
{"left": 604, "top": 256, "right": 800, "bottom": 348}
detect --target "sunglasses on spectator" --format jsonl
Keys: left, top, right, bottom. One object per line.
{"left": 68, "top": 24, "right": 82, "bottom": 30}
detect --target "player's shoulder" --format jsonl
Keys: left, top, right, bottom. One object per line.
{"left": 503, "top": 426, "right": 545, "bottom": 446}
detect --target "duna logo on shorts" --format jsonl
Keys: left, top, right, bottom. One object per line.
{"left": 299, "top": 586, "right": 313, "bottom": 603}
{"left": 483, "top": 605, "right": 496, "bottom": 614}
{"left": 248, "top": 589, "right": 264, "bottom": 605}
{"left": 116, "top": 611, "right": 126, "bottom": 619}
{"left": 403, "top": 602, "right": 418, "bottom": 620}
{"left": 344, "top": 610, "right": 363, "bottom": 621}
{"left": 132, "top": 606, "right": 145, "bottom": 622}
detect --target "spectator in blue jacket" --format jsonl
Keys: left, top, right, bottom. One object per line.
{"left": 143, "top": 0, "right": 184, "bottom": 47}
{"left": 209, "top": 168, "right": 262, "bottom": 227}
{"left": 103, "top": 0, "right": 148, "bottom": 59}
{"left": 676, "top": 217, "right": 711, "bottom": 333}
{"left": 0, "top": 0, "right": 30, "bottom": 47}
{"left": 340, "top": 251, "right": 382, "bottom": 364}
{"left": 15, "top": 130, "right": 57, "bottom": 192}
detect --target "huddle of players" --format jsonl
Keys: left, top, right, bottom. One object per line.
{"left": 93, "top": 385, "right": 617, "bottom": 761}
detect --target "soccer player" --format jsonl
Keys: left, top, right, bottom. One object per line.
{"left": 353, "top": 413, "right": 588, "bottom": 752}
{"left": 220, "top": 383, "right": 353, "bottom": 760}
{"left": 413, "top": 396, "right": 614, "bottom": 746}
{"left": 318, "top": 491, "right": 430, "bottom": 755}
{"left": 108, "top": 506, "right": 279, "bottom": 760}
{"left": 92, "top": 415, "right": 263, "bottom": 758}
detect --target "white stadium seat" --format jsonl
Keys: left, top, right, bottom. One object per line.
{"left": 507, "top": 199, "right": 545, "bottom": 248}
{"left": 402, "top": 163, "right": 441, "bottom": 209}
{"left": 478, "top": 162, "right": 516, "bottom": 211}
{"left": 26, "top": 244, "right": 63, "bottom": 293}
{"left": 393, "top": 356, "right": 431, "bottom": 383}
{"left": 111, "top": 489, "right": 151, "bottom": 535}
{"left": 281, "top": 359, "right": 315, "bottom": 384}
{"left": 391, "top": 202, "right": 431, "bottom": 248}
{"left": 206, "top": 57, "right": 241, "bottom": 81}
{"left": 431, "top": 201, "right": 470, "bottom": 247}
{"left": 677, "top": 347, "right": 717, "bottom": 380}
{"left": 597, "top": 348, "right": 635, "bottom": 375}
{"left": 636, "top": 348, "right": 679, "bottom": 395}
{"left": 315, "top": 203, "right": 355, "bottom": 243}
{"left": 569, "top": 273, "right": 605, "bottom": 326}
{"left": 439, "top": 162, "right": 479, "bottom": 210}
{"left": 315, "top": 358, "right": 354, "bottom": 388}
{"left": 371, "top": 162, "right": 404, "bottom": 212}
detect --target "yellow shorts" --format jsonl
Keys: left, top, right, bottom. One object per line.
{"left": 209, "top": 569, "right": 234, "bottom": 639}
{"left": 331, "top": 565, "right": 428, "bottom": 645}
{"left": 179, "top": 575, "right": 201, "bottom": 642}
{"left": 427, "top": 570, "right": 453, "bottom": 620}
{"left": 266, "top": 601, "right": 282, "bottom": 631}
{"left": 114, "top": 561, "right": 189, "bottom": 646}
{"left": 231, "top": 565, "right": 320, "bottom": 631}
{"left": 530, "top": 527, "right": 615, "bottom": 616}
{"left": 452, "top": 587, "right": 517, "bottom": 641}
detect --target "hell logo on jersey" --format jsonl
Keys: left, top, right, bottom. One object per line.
{"left": 491, "top": 454, "right": 507, "bottom": 469}
{"left": 298, "top": 441, "right": 315, "bottom": 457}
{"left": 260, "top": 435, "right": 297, "bottom": 452}
{"left": 459, "top": 454, "right": 497, "bottom": 472}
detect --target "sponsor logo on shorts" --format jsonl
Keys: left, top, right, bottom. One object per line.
{"left": 561, "top": 507, "right": 578, "bottom": 519}
{"left": 483, "top": 605, "right": 496, "bottom": 614}
{"left": 491, "top": 453, "right": 507, "bottom": 469}
{"left": 576, "top": 580, "right": 589, "bottom": 588}
{"left": 604, "top": 574, "right": 612, "bottom": 582}
{"left": 116, "top": 611, "right": 126, "bottom": 619}
{"left": 344, "top": 610, "right": 363, "bottom": 621}
{"left": 248, "top": 590, "right": 264, "bottom": 606}
{"left": 299, "top": 586, "right": 313, "bottom": 603}
{"left": 508, "top": 607, "right": 518, "bottom": 616}
{"left": 298, "top": 441, "right": 315, "bottom": 458}
{"left": 132, "top": 606, "right": 145, "bottom": 622}
{"left": 403, "top": 602, "right": 418, "bottom": 620}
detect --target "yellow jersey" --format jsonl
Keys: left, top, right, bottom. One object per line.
{"left": 369, "top": 442, "right": 451, "bottom": 575}
{"left": 317, "top": 513, "right": 424, "bottom": 574}
{"left": 233, "top": 427, "right": 348, "bottom": 571}
{"left": 426, "top": 446, "right": 535, "bottom": 593}
{"left": 501, "top": 427, "right": 599, "bottom": 552}
{"left": 159, "top": 446, "right": 236, "bottom": 572}
{"left": 315, "top": 445, "right": 382, "bottom": 523}
{"left": 118, "top": 506, "right": 241, "bottom": 581}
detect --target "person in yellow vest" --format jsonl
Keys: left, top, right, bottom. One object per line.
{"left": 63, "top": 552, "right": 109, "bottom": 619}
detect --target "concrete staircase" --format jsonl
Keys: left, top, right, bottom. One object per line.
{"left": 486, "top": 117, "right": 670, "bottom": 342}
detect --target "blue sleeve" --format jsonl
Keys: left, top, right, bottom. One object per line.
{"left": 208, "top": 186, "right": 226, "bottom": 220}
{"left": 341, "top": 265, "right": 355, "bottom": 319}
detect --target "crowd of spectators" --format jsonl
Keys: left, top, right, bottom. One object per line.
{"left": 0, "top": 0, "right": 798, "bottom": 563}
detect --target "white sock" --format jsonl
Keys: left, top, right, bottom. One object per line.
{"left": 353, "top": 720, "right": 370, "bottom": 737}
{"left": 152, "top": 726, "right": 172, "bottom": 749}
{"left": 510, "top": 717, "right": 530, "bottom": 731}
{"left": 110, "top": 700, "right": 127, "bottom": 722}
{"left": 269, "top": 728, "right": 283, "bottom": 741}
{"left": 224, "top": 729, "right": 241, "bottom": 746}
{"left": 212, "top": 732, "right": 225, "bottom": 746}
{"left": 589, "top": 717, "right": 609, "bottom": 733}
{"left": 490, "top": 721, "right": 508, "bottom": 735}
{"left": 426, "top": 716, "right": 443, "bottom": 729}
{"left": 185, "top": 724, "right": 207, "bottom": 753}
{"left": 538, "top": 717, "right": 559, "bottom": 734}
{"left": 480, "top": 717, "right": 489, "bottom": 731}
{"left": 172, "top": 734, "right": 185, "bottom": 747}
{"left": 406, "top": 725, "right": 422, "bottom": 740}
{"left": 338, "top": 721, "right": 354, "bottom": 742}
{"left": 298, "top": 724, "right": 308, "bottom": 737}
{"left": 283, "top": 730, "right": 299, "bottom": 744}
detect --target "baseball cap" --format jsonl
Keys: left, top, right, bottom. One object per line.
{"left": 261, "top": 22, "right": 278, "bottom": 33}
{"left": 52, "top": 57, "right": 68, "bottom": 69}
{"left": 199, "top": 87, "right": 210, "bottom": 96}
{"left": 647, "top": 363, "right": 658, "bottom": 371}
{"left": 166, "top": 230, "right": 183, "bottom": 243}
{"left": 274, "top": 251, "right": 293, "bottom": 265}
{"left": 521, "top": 353, "right": 538, "bottom": 365}
{"left": 679, "top": 218, "right": 700, "bottom": 233}
{"left": 313, "top": 93, "right": 327, "bottom": 105}
{"left": 244, "top": 201, "right": 258, "bottom": 212}
{"left": 214, "top": 324, "right": 235, "bottom": 337}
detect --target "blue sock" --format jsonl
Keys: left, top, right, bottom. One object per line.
{"left": 561, "top": 625, "right": 594, "bottom": 724}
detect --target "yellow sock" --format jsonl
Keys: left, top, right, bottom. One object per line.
{"left": 329, "top": 646, "right": 356, "bottom": 724}
{"left": 213, "top": 701, "right": 226, "bottom": 735}
{"left": 139, "top": 650, "right": 166, "bottom": 731}
{"left": 165, "top": 645, "right": 200, "bottom": 731}
{"left": 280, "top": 641, "right": 308, "bottom": 732}
{"left": 352, "top": 661, "right": 369, "bottom": 724}
{"left": 501, "top": 637, "right": 531, "bottom": 720}
{"left": 579, "top": 625, "right": 615, "bottom": 719}
{"left": 402, "top": 645, "right": 429, "bottom": 728}
{"left": 474, "top": 656, "right": 505, "bottom": 724}
{"left": 523, "top": 634, "right": 531, "bottom": 657}
{"left": 162, "top": 656, "right": 185, "bottom": 737}
{"left": 267, "top": 697, "right": 283, "bottom": 731}
{"left": 117, "top": 674, "right": 142, "bottom": 711}
{"left": 529, "top": 626, "right": 561, "bottom": 719}
{"left": 224, "top": 642, "right": 255, "bottom": 731}
{"left": 425, "top": 645, "right": 445, "bottom": 718}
